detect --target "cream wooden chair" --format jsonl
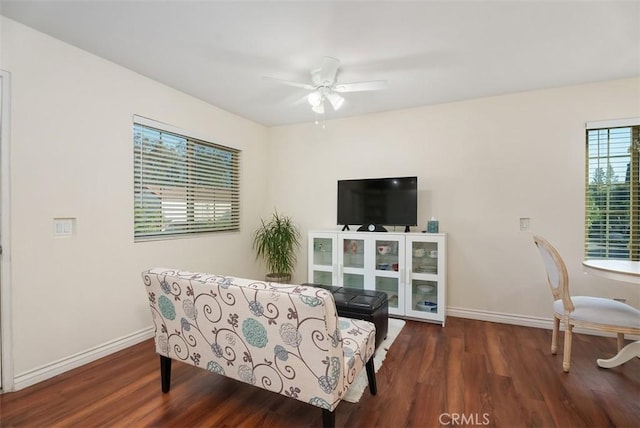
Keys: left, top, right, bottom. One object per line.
{"left": 533, "top": 235, "right": 640, "bottom": 372}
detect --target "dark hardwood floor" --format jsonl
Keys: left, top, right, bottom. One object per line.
{"left": 1, "top": 317, "right": 638, "bottom": 427}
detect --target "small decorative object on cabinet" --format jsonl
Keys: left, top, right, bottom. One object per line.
{"left": 308, "top": 230, "right": 446, "bottom": 324}
{"left": 427, "top": 217, "right": 439, "bottom": 233}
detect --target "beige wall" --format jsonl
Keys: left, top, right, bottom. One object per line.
{"left": 3, "top": 14, "right": 640, "bottom": 388}
{"left": 268, "top": 77, "right": 640, "bottom": 320}
{"left": 1, "top": 17, "right": 269, "bottom": 377}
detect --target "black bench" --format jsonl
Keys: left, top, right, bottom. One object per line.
{"left": 303, "top": 283, "right": 389, "bottom": 350}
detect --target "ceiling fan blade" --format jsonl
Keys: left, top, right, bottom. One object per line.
{"left": 262, "top": 76, "right": 315, "bottom": 90}
{"left": 334, "top": 80, "right": 388, "bottom": 93}
{"left": 310, "top": 69, "right": 322, "bottom": 86}
{"left": 319, "top": 56, "right": 340, "bottom": 85}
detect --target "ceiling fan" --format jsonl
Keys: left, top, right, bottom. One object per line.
{"left": 264, "top": 56, "right": 388, "bottom": 114}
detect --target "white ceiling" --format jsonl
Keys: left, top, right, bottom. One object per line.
{"left": 2, "top": 0, "right": 639, "bottom": 127}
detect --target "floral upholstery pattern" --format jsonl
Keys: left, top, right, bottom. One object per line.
{"left": 142, "top": 268, "right": 376, "bottom": 412}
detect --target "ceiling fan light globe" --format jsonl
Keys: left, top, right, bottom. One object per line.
{"left": 312, "top": 103, "right": 324, "bottom": 114}
{"left": 307, "top": 91, "right": 322, "bottom": 107}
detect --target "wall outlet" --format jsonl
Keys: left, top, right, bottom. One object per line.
{"left": 519, "top": 217, "right": 530, "bottom": 231}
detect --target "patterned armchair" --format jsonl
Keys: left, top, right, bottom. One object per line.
{"left": 142, "top": 268, "right": 377, "bottom": 427}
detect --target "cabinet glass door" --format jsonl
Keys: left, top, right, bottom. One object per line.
{"left": 374, "top": 239, "right": 400, "bottom": 272}
{"left": 313, "top": 237, "right": 334, "bottom": 266}
{"left": 409, "top": 279, "right": 438, "bottom": 314}
{"left": 374, "top": 238, "right": 403, "bottom": 314}
{"left": 405, "top": 235, "right": 445, "bottom": 323}
{"left": 340, "top": 236, "right": 365, "bottom": 289}
{"left": 411, "top": 240, "right": 439, "bottom": 275}
{"left": 375, "top": 276, "right": 399, "bottom": 310}
{"left": 342, "top": 238, "right": 365, "bottom": 268}
{"left": 312, "top": 271, "right": 333, "bottom": 285}
{"left": 344, "top": 273, "right": 365, "bottom": 289}
{"left": 308, "top": 233, "right": 337, "bottom": 286}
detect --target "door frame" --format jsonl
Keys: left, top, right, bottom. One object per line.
{"left": 1, "top": 69, "right": 14, "bottom": 392}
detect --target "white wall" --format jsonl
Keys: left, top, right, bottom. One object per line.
{"left": 267, "top": 77, "right": 640, "bottom": 321}
{"left": 1, "top": 17, "right": 269, "bottom": 382}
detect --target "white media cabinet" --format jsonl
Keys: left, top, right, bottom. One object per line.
{"left": 308, "top": 230, "right": 446, "bottom": 325}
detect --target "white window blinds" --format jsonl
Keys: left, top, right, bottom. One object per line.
{"left": 585, "top": 121, "right": 639, "bottom": 260}
{"left": 134, "top": 119, "right": 240, "bottom": 240}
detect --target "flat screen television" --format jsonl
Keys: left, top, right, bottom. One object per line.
{"left": 337, "top": 176, "right": 418, "bottom": 232}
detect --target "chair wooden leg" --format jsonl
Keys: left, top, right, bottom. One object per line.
{"left": 365, "top": 357, "right": 377, "bottom": 395}
{"left": 160, "top": 355, "right": 172, "bottom": 393}
{"left": 562, "top": 319, "right": 572, "bottom": 372}
{"left": 551, "top": 315, "right": 560, "bottom": 355}
{"left": 617, "top": 333, "right": 625, "bottom": 352}
{"left": 322, "top": 408, "right": 335, "bottom": 428}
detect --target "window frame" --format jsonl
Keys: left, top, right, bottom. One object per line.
{"left": 133, "top": 116, "right": 240, "bottom": 241}
{"left": 585, "top": 118, "right": 640, "bottom": 261}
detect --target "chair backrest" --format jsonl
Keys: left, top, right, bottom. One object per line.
{"left": 533, "top": 236, "right": 574, "bottom": 313}
{"left": 142, "top": 268, "right": 345, "bottom": 410}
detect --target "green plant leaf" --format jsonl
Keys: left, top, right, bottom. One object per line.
{"left": 252, "top": 210, "right": 301, "bottom": 276}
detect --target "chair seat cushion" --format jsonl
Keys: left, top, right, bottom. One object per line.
{"left": 554, "top": 296, "right": 640, "bottom": 329}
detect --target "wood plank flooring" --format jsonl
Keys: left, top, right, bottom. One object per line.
{"left": 1, "top": 317, "right": 638, "bottom": 427}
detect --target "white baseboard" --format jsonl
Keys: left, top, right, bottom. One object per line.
{"left": 13, "top": 327, "right": 154, "bottom": 391}
{"left": 448, "top": 306, "right": 553, "bottom": 330}
{"left": 447, "top": 306, "right": 639, "bottom": 340}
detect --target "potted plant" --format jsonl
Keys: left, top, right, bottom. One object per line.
{"left": 252, "top": 210, "right": 301, "bottom": 283}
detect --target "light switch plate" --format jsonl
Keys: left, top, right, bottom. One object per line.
{"left": 53, "top": 218, "right": 74, "bottom": 237}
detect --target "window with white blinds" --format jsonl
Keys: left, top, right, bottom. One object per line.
{"left": 585, "top": 121, "right": 639, "bottom": 260}
{"left": 134, "top": 119, "right": 240, "bottom": 240}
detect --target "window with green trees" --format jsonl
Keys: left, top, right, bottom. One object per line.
{"left": 585, "top": 123, "right": 639, "bottom": 260}
{"left": 133, "top": 119, "right": 240, "bottom": 240}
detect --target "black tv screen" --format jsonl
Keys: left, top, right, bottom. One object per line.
{"left": 337, "top": 176, "right": 418, "bottom": 228}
